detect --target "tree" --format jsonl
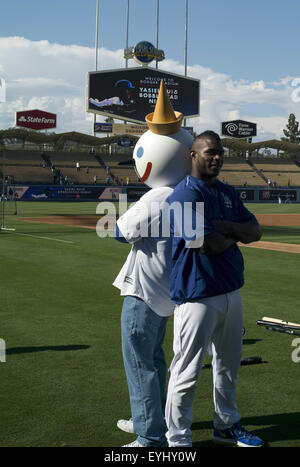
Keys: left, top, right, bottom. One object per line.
{"left": 281, "top": 113, "right": 300, "bottom": 144}
{"left": 281, "top": 113, "right": 300, "bottom": 158}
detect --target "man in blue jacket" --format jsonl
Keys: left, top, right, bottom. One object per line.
{"left": 165, "top": 131, "right": 264, "bottom": 447}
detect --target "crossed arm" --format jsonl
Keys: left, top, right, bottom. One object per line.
{"left": 199, "top": 219, "right": 262, "bottom": 256}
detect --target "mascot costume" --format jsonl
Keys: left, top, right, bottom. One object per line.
{"left": 113, "top": 80, "right": 193, "bottom": 447}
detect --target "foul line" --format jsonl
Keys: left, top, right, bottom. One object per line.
{"left": 5, "top": 231, "right": 74, "bottom": 244}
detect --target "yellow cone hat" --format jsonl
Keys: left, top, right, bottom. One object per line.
{"left": 145, "top": 80, "right": 183, "bottom": 135}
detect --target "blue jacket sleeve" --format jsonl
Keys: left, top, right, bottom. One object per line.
{"left": 114, "top": 224, "right": 128, "bottom": 243}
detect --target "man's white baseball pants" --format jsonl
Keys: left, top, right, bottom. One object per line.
{"left": 165, "top": 289, "right": 243, "bottom": 447}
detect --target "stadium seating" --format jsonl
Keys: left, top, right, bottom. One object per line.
{"left": 219, "top": 158, "right": 261, "bottom": 186}
{"left": 49, "top": 151, "right": 100, "bottom": 167}
{"left": 250, "top": 158, "right": 300, "bottom": 187}
{"left": 4, "top": 150, "right": 45, "bottom": 165}
{"left": 4, "top": 165, "right": 53, "bottom": 184}
{"left": 1, "top": 149, "right": 138, "bottom": 185}
{"left": 3, "top": 149, "right": 300, "bottom": 187}
{"left": 57, "top": 167, "right": 107, "bottom": 185}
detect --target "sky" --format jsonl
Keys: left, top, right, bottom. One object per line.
{"left": 0, "top": 0, "right": 300, "bottom": 141}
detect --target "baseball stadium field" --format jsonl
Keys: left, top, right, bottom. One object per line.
{"left": 1, "top": 200, "right": 300, "bottom": 447}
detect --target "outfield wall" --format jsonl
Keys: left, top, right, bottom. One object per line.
{"left": 5, "top": 184, "right": 300, "bottom": 203}
{"left": 9, "top": 184, "right": 150, "bottom": 202}
{"left": 235, "top": 187, "right": 298, "bottom": 203}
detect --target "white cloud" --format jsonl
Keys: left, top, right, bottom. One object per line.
{"left": 0, "top": 36, "right": 299, "bottom": 140}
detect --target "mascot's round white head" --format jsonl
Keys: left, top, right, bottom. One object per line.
{"left": 133, "top": 80, "right": 193, "bottom": 188}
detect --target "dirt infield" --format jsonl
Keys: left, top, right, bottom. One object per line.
{"left": 255, "top": 214, "right": 300, "bottom": 226}
{"left": 239, "top": 241, "right": 300, "bottom": 254}
{"left": 21, "top": 215, "right": 100, "bottom": 229}
{"left": 20, "top": 213, "right": 300, "bottom": 254}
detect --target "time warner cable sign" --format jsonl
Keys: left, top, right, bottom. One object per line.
{"left": 86, "top": 67, "right": 200, "bottom": 124}
{"left": 221, "top": 120, "right": 257, "bottom": 139}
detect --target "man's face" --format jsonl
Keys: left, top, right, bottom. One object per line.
{"left": 191, "top": 137, "right": 224, "bottom": 180}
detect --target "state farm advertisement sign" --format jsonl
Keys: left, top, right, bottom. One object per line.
{"left": 16, "top": 109, "right": 57, "bottom": 130}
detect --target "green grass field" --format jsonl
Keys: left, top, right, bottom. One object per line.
{"left": 1, "top": 202, "right": 300, "bottom": 447}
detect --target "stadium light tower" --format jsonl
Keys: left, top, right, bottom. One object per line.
{"left": 93, "top": 0, "right": 100, "bottom": 136}
{"left": 125, "top": 0, "right": 130, "bottom": 68}
{"left": 184, "top": 0, "right": 189, "bottom": 127}
{"left": 95, "top": 0, "right": 100, "bottom": 71}
{"left": 155, "top": 0, "right": 160, "bottom": 69}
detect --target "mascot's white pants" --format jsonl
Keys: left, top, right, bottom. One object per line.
{"left": 166, "top": 289, "right": 243, "bottom": 447}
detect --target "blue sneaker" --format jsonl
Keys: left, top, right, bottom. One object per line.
{"left": 213, "top": 422, "right": 263, "bottom": 447}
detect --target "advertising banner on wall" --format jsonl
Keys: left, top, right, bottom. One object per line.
{"left": 117, "top": 137, "right": 134, "bottom": 147}
{"left": 14, "top": 185, "right": 122, "bottom": 201}
{"left": 236, "top": 189, "right": 255, "bottom": 201}
{"left": 86, "top": 67, "right": 200, "bottom": 123}
{"left": 94, "top": 122, "right": 147, "bottom": 135}
{"left": 126, "top": 186, "right": 150, "bottom": 201}
{"left": 112, "top": 123, "right": 147, "bottom": 135}
{"left": 94, "top": 122, "right": 113, "bottom": 133}
{"left": 259, "top": 189, "right": 297, "bottom": 202}
{"left": 221, "top": 120, "right": 257, "bottom": 139}
{"left": 13, "top": 185, "right": 152, "bottom": 202}
{"left": 12, "top": 185, "right": 299, "bottom": 203}
{"left": 16, "top": 109, "right": 57, "bottom": 130}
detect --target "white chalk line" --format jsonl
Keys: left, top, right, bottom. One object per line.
{"left": 5, "top": 231, "right": 74, "bottom": 244}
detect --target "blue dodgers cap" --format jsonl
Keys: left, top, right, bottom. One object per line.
{"left": 114, "top": 79, "right": 135, "bottom": 89}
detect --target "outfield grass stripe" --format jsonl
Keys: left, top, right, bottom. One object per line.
{"left": 5, "top": 231, "right": 74, "bottom": 244}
